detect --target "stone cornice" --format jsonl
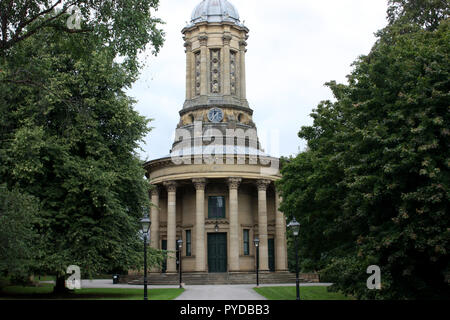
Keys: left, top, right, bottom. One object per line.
{"left": 180, "top": 104, "right": 253, "bottom": 116}
{"left": 181, "top": 22, "right": 250, "bottom": 35}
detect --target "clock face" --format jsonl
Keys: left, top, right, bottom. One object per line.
{"left": 208, "top": 108, "right": 224, "bottom": 123}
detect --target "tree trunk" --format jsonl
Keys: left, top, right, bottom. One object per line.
{"left": 53, "top": 274, "right": 69, "bottom": 294}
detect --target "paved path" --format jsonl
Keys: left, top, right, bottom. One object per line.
{"left": 175, "top": 285, "right": 267, "bottom": 300}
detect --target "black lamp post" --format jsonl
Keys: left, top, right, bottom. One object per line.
{"left": 140, "top": 213, "right": 151, "bottom": 301}
{"left": 288, "top": 217, "right": 300, "bottom": 300}
{"left": 253, "top": 237, "right": 260, "bottom": 287}
{"left": 177, "top": 239, "right": 183, "bottom": 288}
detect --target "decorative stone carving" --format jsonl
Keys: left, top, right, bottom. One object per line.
{"left": 150, "top": 186, "right": 159, "bottom": 197}
{"left": 210, "top": 49, "right": 221, "bottom": 93}
{"left": 227, "top": 177, "right": 242, "bottom": 190}
{"left": 184, "top": 41, "right": 192, "bottom": 52}
{"left": 256, "top": 179, "right": 271, "bottom": 191}
{"left": 223, "top": 34, "right": 232, "bottom": 45}
{"left": 195, "top": 52, "right": 201, "bottom": 96}
{"left": 198, "top": 35, "right": 208, "bottom": 46}
{"left": 192, "top": 178, "right": 207, "bottom": 190}
{"left": 230, "top": 51, "right": 237, "bottom": 95}
{"left": 163, "top": 181, "right": 178, "bottom": 192}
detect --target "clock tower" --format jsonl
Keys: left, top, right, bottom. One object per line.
{"left": 172, "top": 0, "right": 261, "bottom": 154}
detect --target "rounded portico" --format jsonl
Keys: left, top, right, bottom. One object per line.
{"left": 144, "top": 0, "right": 288, "bottom": 275}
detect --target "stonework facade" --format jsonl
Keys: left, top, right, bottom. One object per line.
{"left": 144, "top": 0, "right": 288, "bottom": 274}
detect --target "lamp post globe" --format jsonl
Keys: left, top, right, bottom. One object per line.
{"left": 287, "top": 217, "right": 300, "bottom": 236}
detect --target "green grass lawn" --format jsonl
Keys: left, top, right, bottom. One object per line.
{"left": 0, "top": 285, "right": 184, "bottom": 300}
{"left": 254, "top": 286, "right": 352, "bottom": 300}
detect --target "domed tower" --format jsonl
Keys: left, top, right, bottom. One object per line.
{"left": 144, "top": 0, "right": 287, "bottom": 279}
{"left": 172, "top": 0, "right": 264, "bottom": 155}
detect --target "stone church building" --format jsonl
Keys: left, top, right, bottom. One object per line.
{"left": 144, "top": 0, "right": 289, "bottom": 277}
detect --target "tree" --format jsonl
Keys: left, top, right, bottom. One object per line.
{"left": 277, "top": 0, "right": 449, "bottom": 299}
{"left": 0, "top": 185, "right": 41, "bottom": 286}
{"left": 0, "top": 5, "right": 165, "bottom": 292}
{"left": 387, "top": 0, "right": 449, "bottom": 30}
{"left": 0, "top": 0, "right": 164, "bottom": 62}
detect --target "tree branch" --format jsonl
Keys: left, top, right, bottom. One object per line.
{"left": 2, "top": 1, "right": 79, "bottom": 51}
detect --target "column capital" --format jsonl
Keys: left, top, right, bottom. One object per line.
{"left": 150, "top": 185, "right": 159, "bottom": 197}
{"left": 163, "top": 181, "right": 178, "bottom": 192}
{"left": 227, "top": 177, "right": 242, "bottom": 190}
{"left": 184, "top": 40, "right": 192, "bottom": 52}
{"left": 192, "top": 178, "right": 207, "bottom": 190}
{"left": 223, "top": 34, "right": 232, "bottom": 45}
{"left": 239, "top": 40, "right": 247, "bottom": 49}
{"left": 198, "top": 34, "right": 208, "bottom": 46}
{"left": 256, "top": 179, "right": 271, "bottom": 191}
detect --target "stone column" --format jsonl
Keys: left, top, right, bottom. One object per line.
{"left": 257, "top": 179, "right": 271, "bottom": 271}
{"left": 223, "top": 34, "right": 232, "bottom": 96}
{"left": 228, "top": 177, "right": 242, "bottom": 272}
{"left": 184, "top": 40, "right": 192, "bottom": 100}
{"left": 275, "top": 191, "right": 288, "bottom": 271}
{"left": 163, "top": 181, "right": 177, "bottom": 273}
{"left": 239, "top": 40, "right": 247, "bottom": 100}
{"left": 192, "top": 178, "right": 207, "bottom": 272}
{"left": 199, "top": 35, "right": 208, "bottom": 96}
{"left": 150, "top": 186, "right": 160, "bottom": 249}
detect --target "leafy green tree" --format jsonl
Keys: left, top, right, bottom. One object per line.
{"left": 0, "top": 0, "right": 164, "bottom": 71}
{"left": 0, "top": 3, "right": 165, "bottom": 292}
{"left": 0, "top": 185, "right": 41, "bottom": 286}
{"left": 278, "top": 0, "right": 449, "bottom": 299}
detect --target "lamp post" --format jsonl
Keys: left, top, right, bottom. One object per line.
{"left": 253, "top": 237, "right": 260, "bottom": 287}
{"left": 288, "top": 217, "right": 300, "bottom": 300}
{"left": 177, "top": 239, "right": 183, "bottom": 288}
{"left": 140, "top": 213, "right": 151, "bottom": 301}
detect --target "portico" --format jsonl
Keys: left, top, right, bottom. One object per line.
{"left": 145, "top": 173, "right": 287, "bottom": 274}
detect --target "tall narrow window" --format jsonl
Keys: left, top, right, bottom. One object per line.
{"left": 243, "top": 229, "right": 250, "bottom": 256}
{"left": 186, "top": 230, "right": 192, "bottom": 256}
{"left": 208, "top": 196, "right": 225, "bottom": 219}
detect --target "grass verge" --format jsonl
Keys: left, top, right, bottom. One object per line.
{"left": 254, "top": 286, "right": 352, "bottom": 300}
{"left": 0, "top": 285, "right": 184, "bottom": 300}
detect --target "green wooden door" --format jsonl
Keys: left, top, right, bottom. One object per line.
{"left": 268, "top": 238, "right": 275, "bottom": 272}
{"left": 208, "top": 233, "right": 227, "bottom": 273}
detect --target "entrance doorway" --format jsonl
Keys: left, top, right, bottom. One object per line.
{"left": 207, "top": 233, "right": 227, "bottom": 273}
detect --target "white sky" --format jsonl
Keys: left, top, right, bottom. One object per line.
{"left": 128, "top": 0, "right": 389, "bottom": 161}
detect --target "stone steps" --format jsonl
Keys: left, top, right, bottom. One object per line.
{"left": 121, "top": 272, "right": 319, "bottom": 285}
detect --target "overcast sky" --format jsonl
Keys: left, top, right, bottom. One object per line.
{"left": 128, "top": 0, "right": 389, "bottom": 162}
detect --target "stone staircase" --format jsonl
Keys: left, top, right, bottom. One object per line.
{"left": 121, "top": 272, "right": 319, "bottom": 285}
